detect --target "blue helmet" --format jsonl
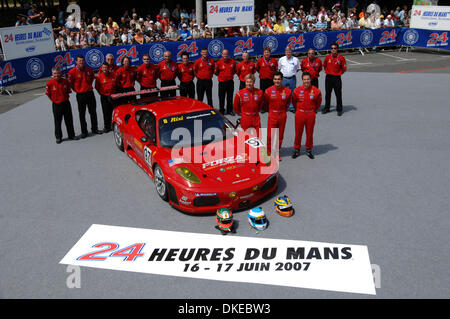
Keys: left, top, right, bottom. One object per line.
{"left": 248, "top": 207, "right": 268, "bottom": 230}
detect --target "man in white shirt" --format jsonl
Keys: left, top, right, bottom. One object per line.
{"left": 278, "top": 46, "right": 300, "bottom": 112}
{"left": 285, "top": 21, "right": 297, "bottom": 33}
{"left": 384, "top": 15, "right": 395, "bottom": 27}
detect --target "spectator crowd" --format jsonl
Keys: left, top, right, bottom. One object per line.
{"left": 12, "top": 2, "right": 412, "bottom": 52}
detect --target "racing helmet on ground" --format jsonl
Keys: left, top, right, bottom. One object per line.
{"left": 274, "top": 195, "right": 294, "bottom": 217}
{"left": 248, "top": 207, "right": 268, "bottom": 231}
{"left": 216, "top": 207, "right": 234, "bottom": 232}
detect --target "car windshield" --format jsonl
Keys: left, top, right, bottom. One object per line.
{"left": 158, "top": 110, "right": 236, "bottom": 148}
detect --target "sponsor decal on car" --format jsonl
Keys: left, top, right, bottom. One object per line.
{"left": 179, "top": 196, "right": 192, "bottom": 205}
{"left": 203, "top": 154, "right": 247, "bottom": 169}
{"left": 194, "top": 192, "right": 218, "bottom": 196}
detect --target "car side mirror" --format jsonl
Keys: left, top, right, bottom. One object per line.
{"left": 140, "top": 136, "right": 148, "bottom": 143}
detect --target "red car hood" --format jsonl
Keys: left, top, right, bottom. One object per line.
{"left": 160, "top": 131, "right": 278, "bottom": 185}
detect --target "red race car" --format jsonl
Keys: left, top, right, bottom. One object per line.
{"left": 111, "top": 87, "right": 278, "bottom": 213}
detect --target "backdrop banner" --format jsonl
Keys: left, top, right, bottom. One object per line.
{"left": 0, "top": 28, "right": 448, "bottom": 87}
{"left": 0, "top": 23, "right": 56, "bottom": 60}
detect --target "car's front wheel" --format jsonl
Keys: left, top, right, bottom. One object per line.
{"left": 153, "top": 164, "right": 168, "bottom": 201}
{"left": 113, "top": 123, "right": 124, "bottom": 152}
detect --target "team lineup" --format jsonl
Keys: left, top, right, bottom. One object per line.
{"left": 45, "top": 43, "right": 346, "bottom": 160}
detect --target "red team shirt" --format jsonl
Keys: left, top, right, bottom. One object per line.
{"left": 263, "top": 85, "right": 292, "bottom": 112}
{"left": 103, "top": 64, "right": 118, "bottom": 75}
{"left": 255, "top": 56, "right": 278, "bottom": 80}
{"left": 292, "top": 85, "right": 322, "bottom": 112}
{"left": 214, "top": 58, "right": 237, "bottom": 82}
{"left": 137, "top": 64, "right": 159, "bottom": 88}
{"left": 158, "top": 60, "right": 178, "bottom": 81}
{"left": 323, "top": 54, "right": 347, "bottom": 76}
{"left": 116, "top": 66, "right": 137, "bottom": 89}
{"left": 300, "top": 57, "right": 323, "bottom": 79}
{"left": 46, "top": 78, "right": 72, "bottom": 103}
{"left": 233, "top": 88, "right": 264, "bottom": 115}
{"left": 236, "top": 60, "right": 256, "bottom": 82}
{"left": 68, "top": 66, "right": 95, "bottom": 93}
{"left": 177, "top": 62, "right": 195, "bottom": 83}
{"left": 95, "top": 71, "right": 117, "bottom": 96}
{"left": 194, "top": 57, "right": 215, "bottom": 80}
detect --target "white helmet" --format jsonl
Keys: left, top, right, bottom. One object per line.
{"left": 248, "top": 207, "right": 268, "bottom": 231}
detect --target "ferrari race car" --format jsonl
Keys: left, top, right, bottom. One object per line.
{"left": 111, "top": 87, "right": 278, "bottom": 213}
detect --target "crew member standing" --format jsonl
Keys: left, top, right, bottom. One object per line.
{"left": 215, "top": 49, "right": 237, "bottom": 115}
{"left": 158, "top": 50, "right": 178, "bottom": 97}
{"left": 263, "top": 71, "right": 291, "bottom": 161}
{"left": 322, "top": 42, "right": 347, "bottom": 116}
{"left": 292, "top": 72, "right": 322, "bottom": 159}
{"left": 137, "top": 53, "right": 159, "bottom": 97}
{"left": 116, "top": 56, "right": 137, "bottom": 93}
{"left": 278, "top": 46, "right": 301, "bottom": 112}
{"left": 236, "top": 51, "right": 255, "bottom": 90}
{"left": 105, "top": 53, "right": 119, "bottom": 74}
{"left": 194, "top": 47, "right": 215, "bottom": 107}
{"left": 256, "top": 47, "right": 278, "bottom": 97}
{"left": 301, "top": 48, "right": 322, "bottom": 89}
{"left": 68, "top": 55, "right": 102, "bottom": 138}
{"left": 177, "top": 51, "right": 195, "bottom": 98}
{"left": 233, "top": 74, "right": 263, "bottom": 132}
{"left": 45, "top": 67, "right": 79, "bottom": 144}
{"left": 95, "top": 62, "right": 117, "bottom": 133}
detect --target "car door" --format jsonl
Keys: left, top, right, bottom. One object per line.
{"left": 135, "top": 110, "right": 157, "bottom": 173}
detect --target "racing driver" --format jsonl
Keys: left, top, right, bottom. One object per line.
{"left": 263, "top": 71, "right": 291, "bottom": 161}
{"left": 233, "top": 73, "right": 264, "bottom": 133}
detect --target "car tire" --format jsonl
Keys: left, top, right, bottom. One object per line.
{"left": 153, "top": 164, "right": 168, "bottom": 201}
{"left": 113, "top": 122, "right": 124, "bottom": 152}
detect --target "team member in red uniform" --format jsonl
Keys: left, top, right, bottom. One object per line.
{"left": 95, "top": 63, "right": 117, "bottom": 133}
{"left": 292, "top": 72, "right": 322, "bottom": 159}
{"left": 137, "top": 54, "right": 159, "bottom": 97}
{"left": 158, "top": 50, "right": 178, "bottom": 97}
{"left": 177, "top": 51, "right": 195, "bottom": 98}
{"left": 236, "top": 51, "right": 255, "bottom": 90}
{"left": 194, "top": 47, "right": 215, "bottom": 107}
{"left": 256, "top": 47, "right": 278, "bottom": 97}
{"left": 301, "top": 48, "right": 323, "bottom": 89}
{"left": 115, "top": 56, "right": 137, "bottom": 104}
{"left": 105, "top": 53, "right": 119, "bottom": 74}
{"left": 46, "top": 67, "right": 78, "bottom": 144}
{"left": 233, "top": 74, "right": 263, "bottom": 133}
{"left": 215, "top": 49, "right": 237, "bottom": 115}
{"left": 116, "top": 56, "right": 137, "bottom": 93}
{"left": 263, "top": 71, "right": 291, "bottom": 161}
{"left": 322, "top": 42, "right": 347, "bottom": 116}
{"left": 68, "top": 55, "right": 102, "bottom": 138}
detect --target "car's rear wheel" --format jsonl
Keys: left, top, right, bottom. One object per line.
{"left": 113, "top": 123, "right": 124, "bottom": 152}
{"left": 153, "top": 164, "right": 168, "bottom": 201}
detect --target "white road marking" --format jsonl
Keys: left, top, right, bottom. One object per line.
{"left": 346, "top": 58, "right": 373, "bottom": 65}
{"left": 378, "top": 53, "right": 417, "bottom": 61}
{"left": 34, "top": 93, "right": 45, "bottom": 96}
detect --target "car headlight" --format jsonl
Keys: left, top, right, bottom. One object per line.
{"left": 175, "top": 167, "right": 201, "bottom": 184}
{"left": 260, "top": 148, "right": 271, "bottom": 166}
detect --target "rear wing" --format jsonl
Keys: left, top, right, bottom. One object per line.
{"left": 110, "top": 85, "right": 179, "bottom": 100}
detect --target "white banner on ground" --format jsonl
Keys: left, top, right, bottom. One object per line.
{"left": 0, "top": 23, "right": 55, "bottom": 60}
{"left": 206, "top": 0, "right": 254, "bottom": 28}
{"left": 60, "top": 224, "right": 376, "bottom": 295}
{"left": 411, "top": 5, "right": 450, "bottom": 30}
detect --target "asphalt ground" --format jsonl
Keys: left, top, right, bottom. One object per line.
{"left": 0, "top": 48, "right": 449, "bottom": 299}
